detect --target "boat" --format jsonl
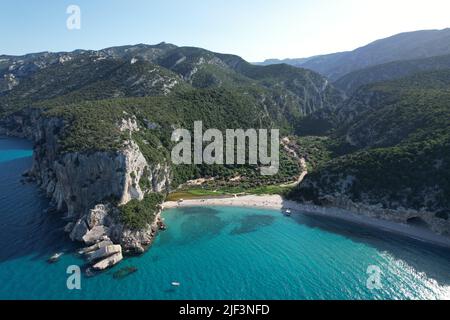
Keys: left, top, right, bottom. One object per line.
{"left": 284, "top": 209, "right": 292, "bottom": 216}
{"left": 47, "top": 252, "right": 64, "bottom": 263}
{"left": 171, "top": 282, "right": 181, "bottom": 287}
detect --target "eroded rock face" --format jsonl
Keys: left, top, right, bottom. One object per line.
{"left": 314, "top": 194, "right": 450, "bottom": 236}
{"left": 0, "top": 109, "right": 171, "bottom": 260}
{"left": 82, "top": 226, "right": 110, "bottom": 245}
{"left": 119, "top": 117, "right": 140, "bottom": 134}
{"left": 87, "top": 245, "right": 122, "bottom": 263}
{"left": 120, "top": 141, "right": 148, "bottom": 204}
{"left": 70, "top": 220, "right": 89, "bottom": 242}
{"left": 78, "top": 239, "right": 114, "bottom": 255}
{"left": 120, "top": 225, "right": 158, "bottom": 254}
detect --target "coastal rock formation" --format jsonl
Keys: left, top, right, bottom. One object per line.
{"left": 0, "top": 109, "right": 171, "bottom": 265}
{"left": 118, "top": 213, "right": 162, "bottom": 254}
{"left": 87, "top": 245, "right": 122, "bottom": 263}
{"left": 68, "top": 201, "right": 164, "bottom": 254}
{"left": 93, "top": 252, "right": 123, "bottom": 271}
{"left": 82, "top": 226, "right": 110, "bottom": 245}
{"left": 78, "top": 239, "right": 114, "bottom": 255}
{"left": 315, "top": 195, "right": 450, "bottom": 236}
{"left": 291, "top": 182, "right": 450, "bottom": 237}
{"left": 70, "top": 220, "right": 90, "bottom": 242}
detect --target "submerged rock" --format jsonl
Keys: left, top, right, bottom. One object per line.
{"left": 113, "top": 266, "right": 138, "bottom": 279}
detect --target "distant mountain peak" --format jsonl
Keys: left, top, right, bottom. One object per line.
{"left": 257, "top": 28, "right": 450, "bottom": 81}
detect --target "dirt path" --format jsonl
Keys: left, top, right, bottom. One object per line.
{"left": 280, "top": 138, "right": 308, "bottom": 187}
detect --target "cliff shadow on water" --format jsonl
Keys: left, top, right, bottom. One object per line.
{"left": 279, "top": 200, "right": 450, "bottom": 287}
{"left": 0, "top": 137, "right": 76, "bottom": 263}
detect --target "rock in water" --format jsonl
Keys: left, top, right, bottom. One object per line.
{"left": 70, "top": 220, "right": 89, "bottom": 242}
{"left": 113, "top": 266, "right": 138, "bottom": 279}
{"left": 78, "top": 239, "right": 113, "bottom": 255}
{"left": 87, "top": 245, "right": 122, "bottom": 263}
{"left": 92, "top": 252, "right": 123, "bottom": 270}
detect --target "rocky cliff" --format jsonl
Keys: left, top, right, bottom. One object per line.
{"left": 0, "top": 109, "right": 171, "bottom": 261}
{"left": 289, "top": 175, "right": 450, "bottom": 237}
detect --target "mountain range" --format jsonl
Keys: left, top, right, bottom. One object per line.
{"left": 258, "top": 28, "right": 450, "bottom": 81}
{"left": 0, "top": 28, "right": 449, "bottom": 259}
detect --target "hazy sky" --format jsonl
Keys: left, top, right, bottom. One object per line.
{"left": 1, "top": 0, "right": 450, "bottom": 61}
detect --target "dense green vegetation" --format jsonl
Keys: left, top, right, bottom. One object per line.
{"left": 2, "top": 42, "right": 450, "bottom": 229}
{"left": 37, "top": 86, "right": 281, "bottom": 154}
{"left": 289, "top": 69, "right": 450, "bottom": 214}
{"left": 119, "top": 193, "right": 164, "bottom": 230}
{"left": 335, "top": 54, "right": 450, "bottom": 94}
{"left": 289, "top": 136, "right": 334, "bottom": 171}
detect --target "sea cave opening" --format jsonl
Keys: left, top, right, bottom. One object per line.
{"left": 406, "top": 217, "right": 429, "bottom": 229}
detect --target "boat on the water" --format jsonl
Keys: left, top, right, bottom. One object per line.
{"left": 171, "top": 282, "right": 181, "bottom": 287}
{"left": 284, "top": 209, "right": 292, "bottom": 216}
{"left": 47, "top": 253, "right": 63, "bottom": 263}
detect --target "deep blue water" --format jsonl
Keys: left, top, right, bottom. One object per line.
{"left": 0, "top": 136, "right": 449, "bottom": 300}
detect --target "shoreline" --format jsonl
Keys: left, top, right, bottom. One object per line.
{"left": 163, "top": 195, "right": 450, "bottom": 249}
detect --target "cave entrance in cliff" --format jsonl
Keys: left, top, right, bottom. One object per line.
{"left": 406, "top": 217, "right": 428, "bottom": 229}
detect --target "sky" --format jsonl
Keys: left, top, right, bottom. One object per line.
{"left": 1, "top": 0, "right": 450, "bottom": 61}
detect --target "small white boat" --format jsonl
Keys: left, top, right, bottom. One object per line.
{"left": 48, "top": 252, "right": 64, "bottom": 263}
{"left": 284, "top": 209, "right": 292, "bottom": 216}
{"left": 171, "top": 282, "right": 181, "bottom": 287}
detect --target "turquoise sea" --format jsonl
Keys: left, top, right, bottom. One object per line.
{"left": 0, "top": 136, "right": 449, "bottom": 300}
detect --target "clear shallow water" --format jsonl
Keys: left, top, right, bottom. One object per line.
{"left": 0, "top": 136, "right": 449, "bottom": 300}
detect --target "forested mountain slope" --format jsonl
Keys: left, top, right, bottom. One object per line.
{"left": 289, "top": 70, "right": 450, "bottom": 228}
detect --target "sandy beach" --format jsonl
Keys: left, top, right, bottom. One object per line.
{"left": 163, "top": 195, "right": 450, "bottom": 249}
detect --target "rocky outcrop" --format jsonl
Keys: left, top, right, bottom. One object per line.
{"left": 292, "top": 165, "right": 450, "bottom": 238}
{"left": 78, "top": 239, "right": 124, "bottom": 271}
{"left": 78, "top": 239, "right": 114, "bottom": 255}
{"left": 118, "top": 211, "right": 163, "bottom": 254}
{"left": 310, "top": 194, "right": 450, "bottom": 236}
{"left": 92, "top": 252, "right": 123, "bottom": 271}
{"left": 87, "top": 245, "right": 122, "bottom": 263}
{"left": 67, "top": 198, "right": 165, "bottom": 254}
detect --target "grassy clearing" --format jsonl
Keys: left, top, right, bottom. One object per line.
{"left": 166, "top": 184, "right": 292, "bottom": 201}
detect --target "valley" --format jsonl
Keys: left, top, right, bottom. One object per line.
{"left": 0, "top": 30, "right": 449, "bottom": 271}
